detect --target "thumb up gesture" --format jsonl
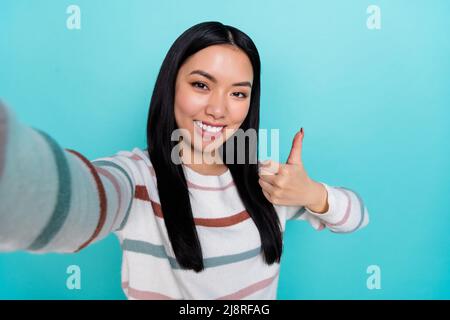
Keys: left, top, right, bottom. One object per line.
{"left": 258, "top": 128, "right": 329, "bottom": 213}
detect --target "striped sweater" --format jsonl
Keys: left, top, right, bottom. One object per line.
{"left": 0, "top": 101, "right": 369, "bottom": 299}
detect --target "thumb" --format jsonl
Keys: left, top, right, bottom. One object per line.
{"left": 286, "top": 127, "right": 304, "bottom": 165}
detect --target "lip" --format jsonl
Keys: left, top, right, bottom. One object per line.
{"left": 196, "top": 120, "right": 226, "bottom": 127}
{"left": 194, "top": 120, "right": 226, "bottom": 139}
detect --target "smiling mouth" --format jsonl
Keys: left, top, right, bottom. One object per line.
{"left": 193, "top": 120, "right": 226, "bottom": 137}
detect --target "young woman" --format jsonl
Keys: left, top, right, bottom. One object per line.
{"left": 0, "top": 21, "right": 369, "bottom": 299}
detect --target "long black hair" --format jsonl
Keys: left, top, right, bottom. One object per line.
{"left": 147, "top": 21, "right": 283, "bottom": 272}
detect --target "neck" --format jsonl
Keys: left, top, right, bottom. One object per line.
{"left": 179, "top": 142, "right": 228, "bottom": 176}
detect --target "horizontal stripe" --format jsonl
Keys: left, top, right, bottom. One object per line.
{"left": 134, "top": 184, "right": 251, "bottom": 227}
{"left": 331, "top": 187, "right": 366, "bottom": 234}
{"left": 122, "top": 272, "right": 279, "bottom": 300}
{"left": 122, "top": 239, "right": 261, "bottom": 269}
{"left": 126, "top": 153, "right": 156, "bottom": 177}
{"left": 0, "top": 103, "right": 8, "bottom": 181}
{"left": 193, "top": 210, "right": 250, "bottom": 227}
{"left": 151, "top": 198, "right": 251, "bottom": 227}
{"left": 92, "top": 160, "right": 134, "bottom": 231}
{"left": 150, "top": 198, "right": 163, "bottom": 217}
{"left": 326, "top": 188, "right": 351, "bottom": 227}
{"left": 135, "top": 185, "right": 151, "bottom": 201}
{"left": 27, "top": 129, "right": 72, "bottom": 251}
{"left": 128, "top": 154, "right": 143, "bottom": 162}
{"left": 67, "top": 149, "right": 107, "bottom": 252}
{"left": 95, "top": 166, "right": 123, "bottom": 233}
{"left": 121, "top": 282, "right": 177, "bottom": 300}
{"left": 217, "top": 271, "right": 279, "bottom": 300}
{"left": 187, "top": 179, "right": 235, "bottom": 191}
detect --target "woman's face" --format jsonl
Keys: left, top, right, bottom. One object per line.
{"left": 174, "top": 44, "right": 253, "bottom": 160}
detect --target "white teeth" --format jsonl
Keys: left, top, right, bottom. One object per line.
{"left": 194, "top": 121, "right": 224, "bottom": 133}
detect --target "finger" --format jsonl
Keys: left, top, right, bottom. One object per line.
{"left": 258, "top": 170, "right": 278, "bottom": 185}
{"left": 286, "top": 127, "right": 304, "bottom": 165}
{"left": 258, "top": 160, "right": 280, "bottom": 175}
{"left": 258, "top": 177, "right": 275, "bottom": 194}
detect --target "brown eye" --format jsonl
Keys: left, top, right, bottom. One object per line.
{"left": 232, "top": 92, "right": 248, "bottom": 99}
{"left": 192, "top": 82, "right": 208, "bottom": 90}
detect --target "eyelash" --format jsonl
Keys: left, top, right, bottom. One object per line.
{"left": 191, "top": 82, "right": 248, "bottom": 99}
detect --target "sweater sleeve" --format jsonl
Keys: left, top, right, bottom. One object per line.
{"left": 0, "top": 100, "right": 135, "bottom": 253}
{"left": 277, "top": 183, "right": 369, "bottom": 233}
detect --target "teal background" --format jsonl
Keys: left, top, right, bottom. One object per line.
{"left": 1, "top": 0, "right": 449, "bottom": 299}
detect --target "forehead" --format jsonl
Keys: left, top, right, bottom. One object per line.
{"left": 179, "top": 44, "right": 253, "bottom": 81}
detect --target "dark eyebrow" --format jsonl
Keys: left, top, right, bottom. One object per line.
{"left": 189, "top": 70, "right": 252, "bottom": 88}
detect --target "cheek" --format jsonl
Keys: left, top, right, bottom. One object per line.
{"left": 228, "top": 103, "right": 250, "bottom": 125}
{"left": 174, "top": 86, "right": 207, "bottom": 119}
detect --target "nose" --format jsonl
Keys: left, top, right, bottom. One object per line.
{"left": 205, "top": 90, "right": 227, "bottom": 119}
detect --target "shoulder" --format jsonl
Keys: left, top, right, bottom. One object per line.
{"left": 91, "top": 146, "right": 155, "bottom": 185}
{"left": 97, "top": 147, "right": 160, "bottom": 235}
